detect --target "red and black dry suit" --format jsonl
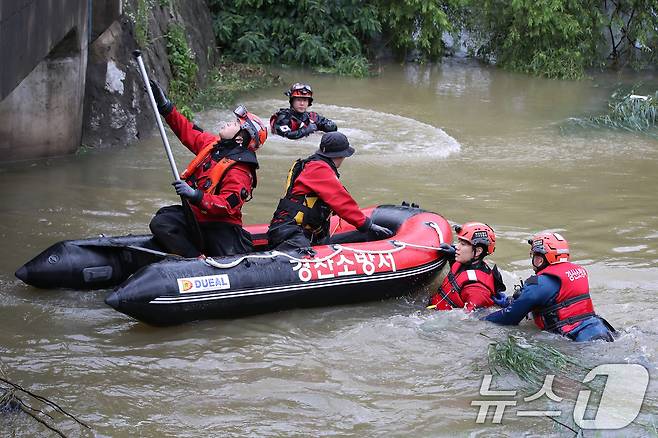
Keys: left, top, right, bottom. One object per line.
{"left": 429, "top": 260, "right": 506, "bottom": 311}
{"left": 485, "top": 261, "right": 614, "bottom": 342}
{"left": 267, "top": 154, "right": 371, "bottom": 250}
{"left": 149, "top": 106, "right": 258, "bottom": 258}
{"left": 270, "top": 108, "right": 337, "bottom": 139}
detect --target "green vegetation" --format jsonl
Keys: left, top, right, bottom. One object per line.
{"left": 603, "top": 0, "right": 658, "bottom": 70}
{"left": 165, "top": 25, "right": 280, "bottom": 118}
{"left": 566, "top": 89, "right": 658, "bottom": 137}
{"left": 126, "top": 2, "right": 278, "bottom": 117}
{"left": 486, "top": 335, "right": 585, "bottom": 385}
{"left": 130, "top": 0, "right": 657, "bottom": 80}
{"left": 468, "top": 0, "right": 601, "bottom": 80}
{"left": 132, "top": 0, "right": 154, "bottom": 49}
{"left": 374, "top": 0, "right": 457, "bottom": 61}
{"left": 207, "top": 0, "right": 378, "bottom": 77}
{"left": 208, "top": 0, "right": 658, "bottom": 79}
{"left": 165, "top": 23, "right": 199, "bottom": 119}
{"left": 194, "top": 60, "right": 281, "bottom": 110}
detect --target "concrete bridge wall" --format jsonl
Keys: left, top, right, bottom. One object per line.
{"left": 0, "top": 0, "right": 214, "bottom": 162}
{"left": 0, "top": 0, "right": 93, "bottom": 161}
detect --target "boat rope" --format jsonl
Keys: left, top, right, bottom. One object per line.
{"left": 203, "top": 221, "right": 447, "bottom": 270}
{"left": 392, "top": 241, "right": 443, "bottom": 251}
{"left": 203, "top": 244, "right": 405, "bottom": 269}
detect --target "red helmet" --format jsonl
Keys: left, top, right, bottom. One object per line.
{"left": 528, "top": 232, "right": 569, "bottom": 264}
{"left": 454, "top": 222, "right": 496, "bottom": 255}
{"left": 234, "top": 105, "right": 267, "bottom": 152}
{"left": 285, "top": 83, "right": 313, "bottom": 105}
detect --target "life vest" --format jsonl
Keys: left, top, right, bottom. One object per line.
{"left": 271, "top": 155, "right": 335, "bottom": 239}
{"left": 432, "top": 261, "right": 497, "bottom": 310}
{"left": 531, "top": 262, "right": 595, "bottom": 335}
{"left": 180, "top": 143, "right": 257, "bottom": 196}
{"left": 269, "top": 108, "right": 319, "bottom": 132}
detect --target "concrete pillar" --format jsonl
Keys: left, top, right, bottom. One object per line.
{"left": 91, "top": 0, "right": 122, "bottom": 42}
{"left": 0, "top": 34, "right": 88, "bottom": 160}
{"left": 0, "top": 1, "right": 89, "bottom": 161}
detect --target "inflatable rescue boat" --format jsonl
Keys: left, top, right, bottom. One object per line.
{"left": 16, "top": 204, "right": 452, "bottom": 325}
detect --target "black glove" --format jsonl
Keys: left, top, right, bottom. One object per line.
{"left": 149, "top": 80, "right": 173, "bottom": 116}
{"left": 513, "top": 279, "right": 525, "bottom": 299}
{"left": 172, "top": 180, "right": 202, "bottom": 204}
{"left": 321, "top": 120, "right": 337, "bottom": 132}
{"left": 437, "top": 243, "right": 456, "bottom": 261}
{"left": 369, "top": 222, "right": 394, "bottom": 239}
{"left": 302, "top": 122, "right": 317, "bottom": 136}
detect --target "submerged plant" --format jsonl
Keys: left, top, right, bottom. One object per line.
{"left": 486, "top": 334, "right": 585, "bottom": 385}
{"left": 1, "top": 375, "right": 91, "bottom": 437}
{"left": 565, "top": 89, "right": 658, "bottom": 138}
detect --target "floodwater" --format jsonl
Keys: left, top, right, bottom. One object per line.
{"left": 1, "top": 60, "right": 657, "bottom": 436}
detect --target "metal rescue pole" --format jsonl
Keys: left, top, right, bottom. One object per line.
{"left": 132, "top": 50, "right": 204, "bottom": 252}
{"left": 133, "top": 50, "right": 180, "bottom": 179}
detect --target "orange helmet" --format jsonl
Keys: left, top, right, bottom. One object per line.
{"left": 454, "top": 222, "right": 496, "bottom": 255}
{"left": 528, "top": 232, "right": 569, "bottom": 264}
{"left": 234, "top": 105, "right": 267, "bottom": 152}
{"left": 285, "top": 83, "right": 313, "bottom": 105}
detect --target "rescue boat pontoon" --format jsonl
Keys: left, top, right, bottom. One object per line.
{"left": 16, "top": 204, "right": 452, "bottom": 325}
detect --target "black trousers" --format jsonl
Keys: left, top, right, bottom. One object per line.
{"left": 267, "top": 222, "right": 371, "bottom": 252}
{"left": 149, "top": 205, "right": 253, "bottom": 258}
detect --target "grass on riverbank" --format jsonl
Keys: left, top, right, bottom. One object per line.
{"left": 187, "top": 61, "right": 281, "bottom": 117}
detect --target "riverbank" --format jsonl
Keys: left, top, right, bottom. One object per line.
{"left": 188, "top": 60, "right": 282, "bottom": 117}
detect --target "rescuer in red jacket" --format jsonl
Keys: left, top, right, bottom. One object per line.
{"left": 270, "top": 83, "right": 337, "bottom": 139}
{"left": 148, "top": 81, "right": 267, "bottom": 258}
{"left": 428, "top": 222, "right": 507, "bottom": 311}
{"left": 267, "top": 131, "right": 393, "bottom": 251}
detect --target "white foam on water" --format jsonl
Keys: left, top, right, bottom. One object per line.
{"left": 209, "top": 99, "right": 462, "bottom": 160}
{"left": 612, "top": 244, "right": 649, "bottom": 253}
{"left": 81, "top": 209, "right": 131, "bottom": 217}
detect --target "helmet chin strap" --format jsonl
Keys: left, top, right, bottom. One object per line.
{"left": 232, "top": 129, "right": 247, "bottom": 146}
{"left": 532, "top": 254, "right": 549, "bottom": 272}
{"left": 471, "top": 246, "right": 486, "bottom": 263}
{"left": 216, "top": 138, "right": 238, "bottom": 149}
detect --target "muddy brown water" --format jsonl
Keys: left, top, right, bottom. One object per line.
{"left": 1, "top": 60, "right": 656, "bottom": 436}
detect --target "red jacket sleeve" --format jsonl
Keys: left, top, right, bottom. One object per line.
{"left": 461, "top": 283, "right": 495, "bottom": 312}
{"left": 164, "top": 107, "right": 218, "bottom": 155}
{"left": 293, "top": 161, "right": 368, "bottom": 229}
{"left": 196, "top": 164, "right": 253, "bottom": 222}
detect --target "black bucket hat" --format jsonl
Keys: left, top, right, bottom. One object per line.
{"left": 316, "top": 132, "right": 355, "bottom": 158}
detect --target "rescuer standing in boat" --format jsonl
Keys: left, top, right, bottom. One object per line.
{"left": 268, "top": 131, "right": 393, "bottom": 251}
{"left": 148, "top": 81, "right": 267, "bottom": 258}
{"left": 428, "top": 222, "right": 507, "bottom": 311}
{"left": 484, "top": 232, "right": 615, "bottom": 342}
{"left": 270, "top": 83, "right": 337, "bottom": 139}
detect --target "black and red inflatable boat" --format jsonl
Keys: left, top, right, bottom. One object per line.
{"left": 16, "top": 204, "right": 452, "bottom": 325}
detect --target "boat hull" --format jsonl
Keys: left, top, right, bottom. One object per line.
{"left": 105, "top": 254, "right": 443, "bottom": 326}
{"left": 16, "top": 204, "right": 453, "bottom": 326}
{"left": 15, "top": 235, "right": 164, "bottom": 290}
{"left": 105, "top": 206, "right": 452, "bottom": 325}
